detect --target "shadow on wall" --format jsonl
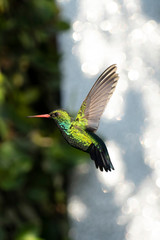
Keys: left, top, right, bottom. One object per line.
{"left": 104, "top": 88, "right": 151, "bottom": 186}
{"left": 140, "top": 0, "right": 160, "bottom": 22}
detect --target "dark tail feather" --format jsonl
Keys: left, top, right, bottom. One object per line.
{"left": 89, "top": 144, "right": 114, "bottom": 172}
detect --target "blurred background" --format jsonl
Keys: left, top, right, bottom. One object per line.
{"left": 1, "top": 0, "right": 160, "bottom": 240}
{"left": 0, "top": 0, "right": 85, "bottom": 239}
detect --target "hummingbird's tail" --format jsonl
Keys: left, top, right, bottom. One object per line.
{"left": 87, "top": 132, "right": 114, "bottom": 172}
{"left": 89, "top": 144, "right": 114, "bottom": 172}
{"left": 89, "top": 139, "right": 114, "bottom": 172}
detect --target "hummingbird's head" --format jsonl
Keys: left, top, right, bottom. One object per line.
{"left": 49, "top": 109, "right": 71, "bottom": 122}
{"left": 28, "top": 109, "right": 72, "bottom": 130}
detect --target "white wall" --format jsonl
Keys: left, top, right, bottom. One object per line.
{"left": 58, "top": 0, "right": 160, "bottom": 239}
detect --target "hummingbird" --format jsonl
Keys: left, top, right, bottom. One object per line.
{"left": 28, "top": 64, "right": 119, "bottom": 172}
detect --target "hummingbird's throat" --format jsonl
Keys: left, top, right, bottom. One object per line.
{"left": 55, "top": 118, "right": 72, "bottom": 132}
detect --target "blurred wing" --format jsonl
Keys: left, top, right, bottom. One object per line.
{"left": 75, "top": 64, "right": 119, "bottom": 132}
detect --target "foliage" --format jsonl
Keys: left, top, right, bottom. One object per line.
{"left": 0, "top": 1, "right": 85, "bottom": 239}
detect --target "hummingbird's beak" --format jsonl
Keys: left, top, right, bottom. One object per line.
{"left": 27, "top": 114, "right": 50, "bottom": 118}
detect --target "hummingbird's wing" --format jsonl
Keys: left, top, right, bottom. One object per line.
{"left": 75, "top": 64, "right": 119, "bottom": 132}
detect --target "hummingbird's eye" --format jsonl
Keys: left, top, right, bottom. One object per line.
{"left": 54, "top": 112, "right": 59, "bottom": 117}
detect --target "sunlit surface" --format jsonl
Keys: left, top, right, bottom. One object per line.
{"left": 68, "top": 196, "right": 88, "bottom": 221}
{"left": 58, "top": 0, "right": 160, "bottom": 239}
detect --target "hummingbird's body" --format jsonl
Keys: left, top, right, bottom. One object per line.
{"left": 51, "top": 109, "right": 114, "bottom": 171}
{"left": 52, "top": 110, "right": 92, "bottom": 150}
{"left": 28, "top": 64, "right": 119, "bottom": 172}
